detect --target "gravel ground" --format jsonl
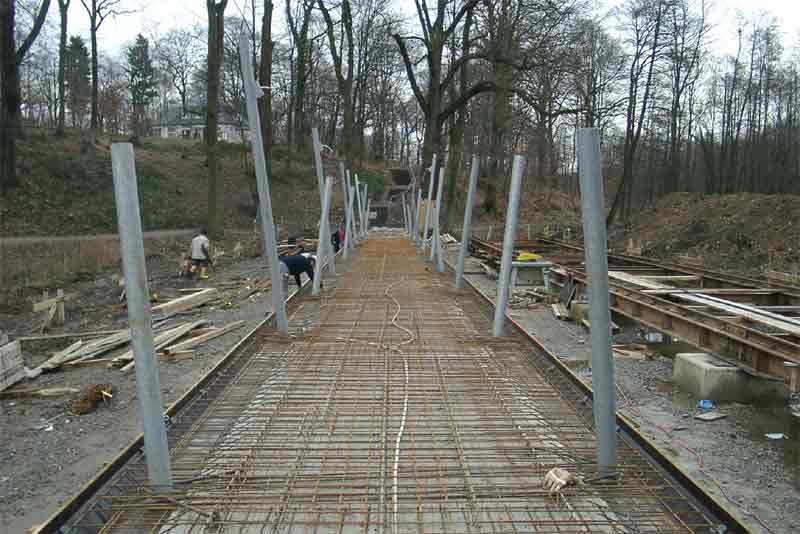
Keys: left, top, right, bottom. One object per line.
{"left": 0, "top": 252, "right": 287, "bottom": 533}
{"left": 442, "top": 243, "right": 800, "bottom": 534}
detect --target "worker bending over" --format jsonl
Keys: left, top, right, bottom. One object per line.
{"left": 279, "top": 254, "right": 320, "bottom": 290}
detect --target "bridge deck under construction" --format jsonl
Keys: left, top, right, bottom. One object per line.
{"left": 56, "top": 238, "right": 728, "bottom": 533}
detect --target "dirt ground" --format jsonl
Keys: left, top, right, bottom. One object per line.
{"left": 3, "top": 237, "right": 798, "bottom": 533}
{"left": 0, "top": 252, "right": 288, "bottom": 533}
{"left": 446, "top": 246, "right": 800, "bottom": 534}
{"left": 613, "top": 192, "right": 800, "bottom": 275}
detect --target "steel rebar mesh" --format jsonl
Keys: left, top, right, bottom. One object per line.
{"left": 66, "top": 236, "right": 716, "bottom": 533}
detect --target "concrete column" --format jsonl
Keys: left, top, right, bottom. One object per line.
{"left": 346, "top": 185, "right": 356, "bottom": 251}
{"left": 238, "top": 35, "right": 288, "bottom": 334}
{"left": 340, "top": 163, "right": 350, "bottom": 259}
{"left": 313, "top": 176, "right": 333, "bottom": 297}
{"left": 492, "top": 155, "right": 526, "bottom": 337}
{"left": 110, "top": 143, "right": 172, "bottom": 489}
{"left": 401, "top": 194, "right": 409, "bottom": 234}
{"left": 354, "top": 174, "right": 364, "bottom": 238}
{"left": 577, "top": 127, "right": 617, "bottom": 473}
{"left": 363, "top": 185, "right": 370, "bottom": 236}
{"left": 455, "top": 155, "right": 480, "bottom": 289}
{"left": 432, "top": 167, "right": 446, "bottom": 272}
{"left": 414, "top": 187, "right": 423, "bottom": 244}
{"left": 421, "top": 154, "right": 437, "bottom": 252}
{"left": 345, "top": 169, "right": 357, "bottom": 247}
{"left": 311, "top": 127, "right": 334, "bottom": 274}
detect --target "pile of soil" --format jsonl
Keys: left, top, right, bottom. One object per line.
{"left": 617, "top": 193, "right": 800, "bottom": 273}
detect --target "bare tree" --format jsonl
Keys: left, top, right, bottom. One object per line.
{"left": 393, "top": 0, "right": 488, "bottom": 176}
{"left": 155, "top": 27, "right": 204, "bottom": 118}
{"left": 317, "top": 0, "right": 356, "bottom": 164}
{"left": 259, "top": 0, "right": 274, "bottom": 175}
{"left": 607, "top": 0, "right": 666, "bottom": 224}
{"left": 80, "top": 0, "right": 130, "bottom": 131}
{"left": 207, "top": 0, "right": 229, "bottom": 239}
{"left": 0, "top": 0, "right": 51, "bottom": 191}
{"left": 56, "top": 0, "right": 70, "bottom": 135}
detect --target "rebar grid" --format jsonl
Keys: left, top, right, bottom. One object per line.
{"left": 68, "top": 238, "right": 717, "bottom": 533}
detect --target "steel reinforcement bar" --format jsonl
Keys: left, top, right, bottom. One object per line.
{"left": 34, "top": 237, "right": 747, "bottom": 533}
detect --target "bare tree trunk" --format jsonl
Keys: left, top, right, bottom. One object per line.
{"left": 56, "top": 0, "right": 70, "bottom": 136}
{"left": 88, "top": 7, "right": 98, "bottom": 130}
{"left": 206, "top": 0, "right": 228, "bottom": 239}
{"left": 259, "top": 0, "right": 273, "bottom": 177}
{"left": 0, "top": 0, "right": 18, "bottom": 190}
{"left": 1, "top": 0, "right": 51, "bottom": 192}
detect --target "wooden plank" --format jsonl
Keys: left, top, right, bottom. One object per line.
{"left": 118, "top": 320, "right": 207, "bottom": 372}
{"left": 0, "top": 386, "right": 80, "bottom": 399}
{"left": 62, "top": 358, "right": 116, "bottom": 369}
{"left": 639, "top": 275, "right": 701, "bottom": 282}
{"left": 151, "top": 288, "right": 217, "bottom": 317}
{"left": 642, "top": 288, "right": 777, "bottom": 295}
{"left": 32, "top": 291, "right": 76, "bottom": 312}
{"left": 162, "top": 321, "right": 245, "bottom": 353}
{"left": 608, "top": 271, "right": 670, "bottom": 289}
{"left": 581, "top": 318, "right": 620, "bottom": 333}
{"left": 672, "top": 293, "right": 800, "bottom": 336}
{"left": 1, "top": 341, "right": 26, "bottom": 391}
{"left": 15, "top": 330, "right": 124, "bottom": 342}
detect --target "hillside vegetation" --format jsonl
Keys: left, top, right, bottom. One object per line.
{"left": 0, "top": 130, "right": 384, "bottom": 237}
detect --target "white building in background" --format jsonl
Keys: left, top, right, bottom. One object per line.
{"left": 151, "top": 118, "right": 250, "bottom": 143}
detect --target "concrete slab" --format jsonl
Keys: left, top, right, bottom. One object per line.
{"left": 673, "top": 353, "right": 745, "bottom": 401}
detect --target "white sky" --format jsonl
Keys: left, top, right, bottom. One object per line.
{"left": 57, "top": 0, "right": 800, "bottom": 59}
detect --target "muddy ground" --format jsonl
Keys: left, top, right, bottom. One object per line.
{"left": 0, "top": 252, "right": 285, "bottom": 533}
{"left": 447, "top": 246, "right": 800, "bottom": 534}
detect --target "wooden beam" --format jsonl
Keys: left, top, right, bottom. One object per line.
{"left": 642, "top": 288, "right": 777, "bottom": 296}
{"left": 161, "top": 321, "right": 245, "bottom": 353}
{"left": 151, "top": 288, "right": 218, "bottom": 317}
{"left": 32, "top": 291, "right": 76, "bottom": 312}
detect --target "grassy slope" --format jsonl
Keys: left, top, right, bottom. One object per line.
{"left": 0, "top": 131, "right": 385, "bottom": 237}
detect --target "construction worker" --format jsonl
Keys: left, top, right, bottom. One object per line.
{"left": 189, "top": 229, "right": 213, "bottom": 279}
{"left": 279, "top": 254, "right": 319, "bottom": 296}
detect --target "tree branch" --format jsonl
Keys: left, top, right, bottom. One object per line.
{"left": 393, "top": 33, "right": 428, "bottom": 115}
{"left": 16, "top": 0, "right": 52, "bottom": 64}
{"left": 439, "top": 80, "right": 495, "bottom": 122}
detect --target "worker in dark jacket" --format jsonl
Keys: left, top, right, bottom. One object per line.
{"left": 279, "top": 254, "right": 318, "bottom": 288}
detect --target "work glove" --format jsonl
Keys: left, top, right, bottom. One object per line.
{"left": 543, "top": 467, "right": 581, "bottom": 494}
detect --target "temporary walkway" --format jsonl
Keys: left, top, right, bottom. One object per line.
{"left": 45, "top": 238, "right": 727, "bottom": 533}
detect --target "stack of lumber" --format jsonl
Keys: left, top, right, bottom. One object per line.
{"left": 1, "top": 341, "right": 27, "bottom": 392}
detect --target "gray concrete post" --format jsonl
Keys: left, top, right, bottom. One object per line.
{"left": 345, "top": 169, "right": 357, "bottom": 247}
{"left": 421, "top": 154, "right": 437, "bottom": 253}
{"left": 455, "top": 155, "right": 480, "bottom": 289}
{"left": 363, "top": 185, "right": 370, "bottom": 236}
{"left": 340, "top": 163, "right": 350, "bottom": 259}
{"left": 492, "top": 155, "right": 526, "bottom": 337}
{"left": 311, "top": 128, "right": 334, "bottom": 274}
{"left": 431, "top": 167, "right": 445, "bottom": 268}
{"left": 110, "top": 143, "right": 172, "bottom": 489}
{"left": 354, "top": 174, "right": 364, "bottom": 237}
{"left": 238, "top": 34, "right": 288, "bottom": 334}
{"left": 313, "top": 176, "right": 333, "bottom": 296}
{"left": 401, "top": 194, "right": 409, "bottom": 234}
{"left": 414, "top": 187, "right": 423, "bottom": 244}
{"left": 577, "top": 128, "right": 617, "bottom": 473}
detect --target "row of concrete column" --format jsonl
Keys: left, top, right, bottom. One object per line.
{"left": 404, "top": 132, "right": 616, "bottom": 475}
{"left": 112, "top": 33, "right": 618, "bottom": 494}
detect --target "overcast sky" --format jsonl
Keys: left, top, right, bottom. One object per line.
{"left": 58, "top": 0, "right": 800, "bottom": 60}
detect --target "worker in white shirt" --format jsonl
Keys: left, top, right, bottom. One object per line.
{"left": 189, "top": 229, "right": 213, "bottom": 279}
